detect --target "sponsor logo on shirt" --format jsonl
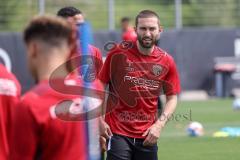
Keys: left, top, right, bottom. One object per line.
{"left": 123, "top": 75, "right": 160, "bottom": 89}
{"left": 0, "top": 78, "right": 17, "bottom": 96}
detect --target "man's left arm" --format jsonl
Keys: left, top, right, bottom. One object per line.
{"left": 143, "top": 54, "right": 180, "bottom": 146}
{"left": 142, "top": 95, "right": 178, "bottom": 146}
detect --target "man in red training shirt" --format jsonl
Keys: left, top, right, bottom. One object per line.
{"left": 121, "top": 17, "right": 137, "bottom": 42}
{"left": 99, "top": 10, "right": 180, "bottom": 160}
{"left": 0, "top": 64, "right": 21, "bottom": 160}
{"left": 10, "top": 15, "right": 91, "bottom": 160}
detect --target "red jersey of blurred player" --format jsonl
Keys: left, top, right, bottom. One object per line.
{"left": 57, "top": 6, "right": 103, "bottom": 76}
{"left": 10, "top": 16, "right": 89, "bottom": 160}
{"left": 0, "top": 64, "right": 21, "bottom": 160}
{"left": 121, "top": 17, "right": 137, "bottom": 42}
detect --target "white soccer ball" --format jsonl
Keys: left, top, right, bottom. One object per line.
{"left": 187, "top": 121, "right": 204, "bottom": 137}
{"left": 233, "top": 99, "right": 240, "bottom": 110}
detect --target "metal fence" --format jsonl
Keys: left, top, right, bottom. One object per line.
{"left": 0, "top": 0, "right": 240, "bottom": 32}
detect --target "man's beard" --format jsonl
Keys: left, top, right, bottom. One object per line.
{"left": 137, "top": 35, "right": 157, "bottom": 48}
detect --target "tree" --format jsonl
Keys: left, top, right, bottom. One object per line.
{"left": 183, "top": 0, "right": 238, "bottom": 27}
{"left": 0, "top": 0, "right": 19, "bottom": 30}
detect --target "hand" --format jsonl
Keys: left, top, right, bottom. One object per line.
{"left": 142, "top": 123, "right": 162, "bottom": 146}
{"left": 99, "top": 118, "right": 113, "bottom": 139}
{"left": 99, "top": 136, "right": 107, "bottom": 152}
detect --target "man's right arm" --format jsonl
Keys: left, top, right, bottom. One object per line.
{"left": 97, "top": 49, "right": 116, "bottom": 139}
{"left": 99, "top": 82, "right": 112, "bottom": 139}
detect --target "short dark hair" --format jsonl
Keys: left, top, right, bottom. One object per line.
{"left": 57, "top": 6, "right": 82, "bottom": 18}
{"left": 24, "top": 15, "right": 73, "bottom": 47}
{"left": 121, "top": 17, "right": 131, "bottom": 23}
{"left": 135, "top": 10, "right": 160, "bottom": 27}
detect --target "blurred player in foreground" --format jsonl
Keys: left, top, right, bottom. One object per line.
{"left": 121, "top": 17, "right": 137, "bottom": 42}
{"left": 10, "top": 15, "right": 88, "bottom": 160}
{"left": 0, "top": 64, "right": 21, "bottom": 159}
{"left": 99, "top": 10, "right": 180, "bottom": 160}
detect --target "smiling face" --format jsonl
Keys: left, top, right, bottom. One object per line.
{"left": 135, "top": 17, "right": 161, "bottom": 48}
{"left": 67, "top": 13, "right": 84, "bottom": 26}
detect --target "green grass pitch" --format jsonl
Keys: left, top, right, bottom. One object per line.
{"left": 158, "top": 99, "right": 240, "bottom": 160}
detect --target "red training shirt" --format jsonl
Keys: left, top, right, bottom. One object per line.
{"left": 10, "top": 78, "right": 88, "bottom": 160}
{"left": 69, "top": 44, "right": 103, "bottom": 78}
{"left": 99, "top": 42, "right": 180, "bottom": 138}
{"left": 122, "top": 28, "right": 137, "bottom": 42}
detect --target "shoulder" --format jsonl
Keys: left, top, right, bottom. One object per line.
{"left": 21, "top": 82, "right": 51, "bottom": 108}
{"left": 21, "top": 89, "right": 40, "bottom": 109}
{"left": 107, "top": 41, "right": 136, "bottom": 56}
{"left": 0, "top": 64, "right": 12, "bottom": 78}
{"left": 88, "top": 44, "right": 102, "bottom": 54}
{"left": 155, "top": 47, "right": 176, "bottom": 64}
{"left": 0, "top": 64, "right": 18, "bottom": 81}
{"left": 20, "top": 84, "right": 54, "bottom": 121}
{"left": 89, "top": 44, "right": 99, "bottom": 50}
{"left": 0, "top": 64, "right": 21, "bottom": 96}
{"left": 122, "top": 30, "right": 137, "bottom": 41}
{"left": 105, "top": 44, "right": 123, "bottom": 58}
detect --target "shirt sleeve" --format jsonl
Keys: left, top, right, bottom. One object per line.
{"left": 0, "top": 94, "right": 19, "bottom": 159}
{"left": 98, "top": 51, "right": 114, "bottom": 84}
{"left": 0, "top": 65, "right": 21, "bottom": 159}
{"left": 163, "top": 55, "right": 181, "bottom": 96}
{"left": 94, "top": 47, "right": 104, "bottom": 77}
{"left": 94, "top": 47, "right": 103, "bottom": 65}
{"left": 10, "top": 99, "right": 38, "bottom": 160}
{"left": 88, "top": 45, "right": 104, "bottom": 78}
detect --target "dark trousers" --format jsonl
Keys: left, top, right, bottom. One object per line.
{"left": 106, "top": 134, "right": 158, "bottom": 160}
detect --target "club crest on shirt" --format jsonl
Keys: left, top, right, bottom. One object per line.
{"left": 152, "top": 64, "right": 162, "bottom": 76}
